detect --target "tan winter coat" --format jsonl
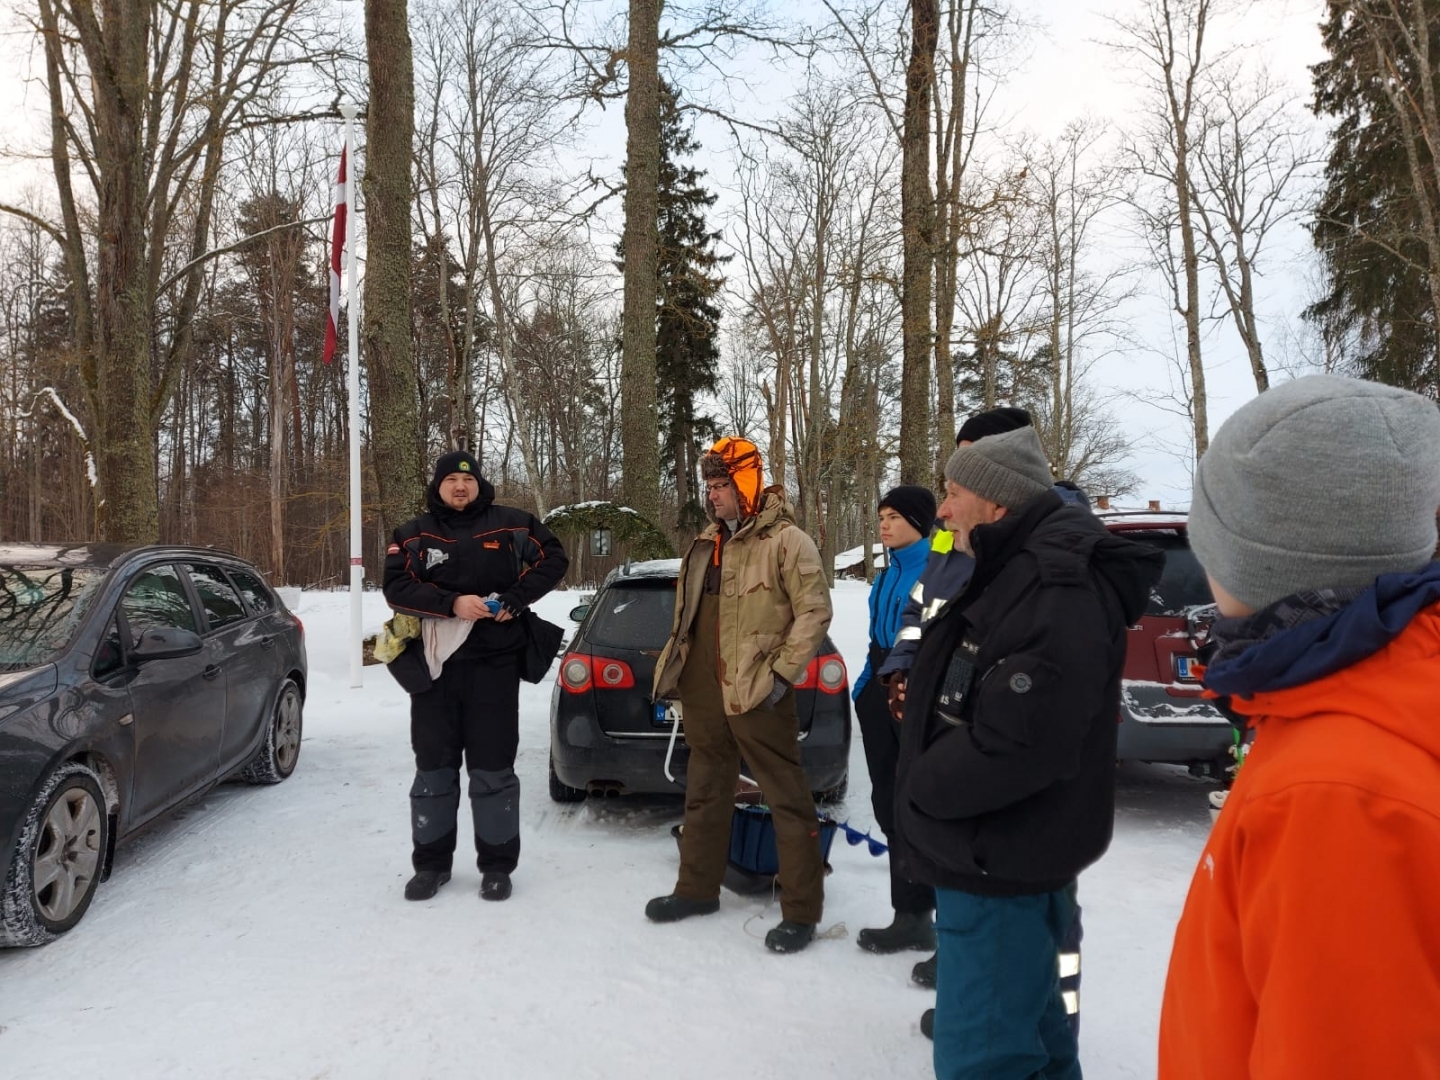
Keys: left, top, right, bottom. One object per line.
{"left": 653, "top": 488, "right": 833, "bottom": 715}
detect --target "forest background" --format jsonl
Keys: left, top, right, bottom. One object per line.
{"left": 0, "top": 0, "right": 1431, "bottom": 587}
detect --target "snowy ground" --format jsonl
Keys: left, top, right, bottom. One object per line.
{"left": 0, "top": 582, "right": 1215, "bottom": 1079}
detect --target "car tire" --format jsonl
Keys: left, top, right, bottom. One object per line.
{"left": 239, "top": 678, "right": 303, "bottom": 785}
{"left": 548, "top": 755, "right": 587, "bottom": 803}
{"left": 1, "top": 762, "right": 110, "bottom": 947}
{"left": 813, "top": 776, "right": 848, "bottom": 804}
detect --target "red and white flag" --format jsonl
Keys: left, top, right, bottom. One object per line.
{"left": 323, "top": 145, "right": 348, "bottom": 365}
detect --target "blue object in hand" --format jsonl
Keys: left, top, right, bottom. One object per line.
{"left": 483, "top": 598, "right": 502, "bottom": 615}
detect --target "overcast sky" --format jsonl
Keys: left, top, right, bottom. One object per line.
{"left": 0, "top": 0, "right": 1329, "bottom": 507}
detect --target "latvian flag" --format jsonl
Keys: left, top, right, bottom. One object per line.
{"left": 322, "top": 146, "right": 347, "bottom": 365}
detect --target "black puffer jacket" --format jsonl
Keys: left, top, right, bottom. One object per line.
{"left": 382, "top": 473, "right": 569, "bottom": 655}
{"left": 893, "top": 492, "right": 1162, "bottom": 897}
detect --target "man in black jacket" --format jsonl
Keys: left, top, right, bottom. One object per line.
{"left": 893, "top": 427, "right": 1161, "bottom": 1080}
{"left": 383, "top": 450, "right": 568, "bottom": 903}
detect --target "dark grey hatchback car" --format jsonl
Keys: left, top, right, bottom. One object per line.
{"left": 0, "top": 544, "right": 306, "bottom": 946}
{"left": 549, "top": 559, "right": 851, "bottom": 802}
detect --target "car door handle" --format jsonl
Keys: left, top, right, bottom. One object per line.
{"left": 260, "top": 635, "right": 275, "bottom": 649}
{"left": 203, "top": 664, "right": 221, "bottom": 681}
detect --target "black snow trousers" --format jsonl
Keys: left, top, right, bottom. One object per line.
{"left": 855, "top": 646, "right": 935, "bottom": 916}
{"left": 409, "top": 653, "right": 521, "bottom": 875}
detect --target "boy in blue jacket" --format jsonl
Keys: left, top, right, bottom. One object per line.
{"left": 853, "top": 485, "right": 939, "bottom": 954}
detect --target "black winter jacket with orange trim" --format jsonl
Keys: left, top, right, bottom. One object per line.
{"left": 382, "top": 474, "right": 568, "bottom": 656}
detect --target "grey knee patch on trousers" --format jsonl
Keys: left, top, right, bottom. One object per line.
{"left": 411, "top": 767, "right": 461, "bottom": 843}
{"left": 468, "top": 768, "right": 520, "bottom": 845}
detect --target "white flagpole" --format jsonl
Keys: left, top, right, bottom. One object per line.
{"left": 341, "top": 100, "right": 363, "bottom": 689}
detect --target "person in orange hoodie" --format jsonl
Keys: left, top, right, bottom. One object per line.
{"left": 1159, "top": 374, "right": 1440, "bottom": 1079}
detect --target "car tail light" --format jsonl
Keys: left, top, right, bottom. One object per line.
{"left": 558, "top": 653, "right": 636, "bottom": 694}
{"left": 292, "top": 615, "right": 304, "bottom": 637}
{"left": 794, "top": 652, "right": 847, "bottom": 694}
{"left": 595, "top": 659, "right": 635, "bottom": 689}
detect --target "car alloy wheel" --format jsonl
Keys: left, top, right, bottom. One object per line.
{"left": 239, "top": 678, "right": 303, "bottom": 785}
{"left": 33, "top": 783, "right": 103, "bottom": 923}
{"left": 1, "top": 762, "right": 111, "bottom": 947}
{"left": 272, "top": 683, "right": 302, "bottom": 775}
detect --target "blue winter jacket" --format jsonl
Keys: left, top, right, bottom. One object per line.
{"left": 853, "top": 536, "right": 931, "bottom": 699}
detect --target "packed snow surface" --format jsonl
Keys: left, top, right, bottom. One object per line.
{"left": 0, "top": 582, "right": 1214, "bottom": 1078}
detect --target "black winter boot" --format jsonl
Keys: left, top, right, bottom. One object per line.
{"left": 764, "top": 920, "right": 816, "bottom": 954}
{"left": 920, "top": 1008, "right": 934, "bottom": 1040}
{"left": 645, "top": 894, "right": 720, "bottom": 923}
{"left": 857, "top": 911, "right": 936, "bottom": 954}
{"left": 480, "top": 871, "right": 512, "bottom": 901}
{"left": 404, "top": 870, "right": 451, "bottom": 901}
{"left": 912, "top": 952, "right": 937, "bottom": 988}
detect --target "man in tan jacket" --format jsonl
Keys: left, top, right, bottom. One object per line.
{"left": 646, "top": 437, "right": 834, "bottom": 952}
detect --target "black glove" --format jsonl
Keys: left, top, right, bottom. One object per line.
{"left": 765, "top": 673, "right": 791, "bottom": 707}
{"left": 497, "top": 590, "right": 527, "bottom": 618}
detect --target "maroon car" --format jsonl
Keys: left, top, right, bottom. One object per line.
{"left": 1101, "top": 513, "right": 1234, "bottom": 778}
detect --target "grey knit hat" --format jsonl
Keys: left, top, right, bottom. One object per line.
{"left": 943, "top": 426, "right": 1054, "bottom": 509}
{"left": 1189, "top": 374, "right": 1440, "bottom": 612}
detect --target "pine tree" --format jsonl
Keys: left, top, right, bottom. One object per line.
{"left": 1308, "top": 1, "right": 1440, "bottom": 396}
{"left": 619, "top": 82, "right": 728, "bottom": 534}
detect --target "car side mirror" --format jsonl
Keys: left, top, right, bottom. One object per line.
{"left": 131, "top": 627, "right": 204, "bottom": 662}
{"left": 568, "top": 604, "right": 591, "bottom": 623}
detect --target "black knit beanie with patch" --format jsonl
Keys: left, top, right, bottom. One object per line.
{"left": 432, "top": 450, "right": 482, "bottom": 488}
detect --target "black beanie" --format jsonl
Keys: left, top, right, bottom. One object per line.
{"left": 432, "top": 450, "right": 482, "bottom": 488}
{"left": 955, "top": 406, "right": 1032, "bottom": 446}
{"left": 878, "top": 485, "right": 938, "bottom": 539}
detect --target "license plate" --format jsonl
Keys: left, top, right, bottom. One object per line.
{"left": 1175, "top": 656, "right": 1197, "bottom": 682}
{"left": 653, "top": 701, "right": 683, "bottom": 727}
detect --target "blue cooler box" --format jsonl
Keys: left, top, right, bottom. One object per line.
{"left": 728, "top": 804, "right": 837, "bottom": 876}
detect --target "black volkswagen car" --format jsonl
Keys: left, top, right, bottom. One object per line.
{"left": 549, "top": 559, "right": 850, "bottom": 802}
{"left": 0, "top": 544, "right": 307, "bottom": 947}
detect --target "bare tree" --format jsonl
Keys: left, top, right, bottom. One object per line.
{"left": 1191, "top": 66, "right": 1314, "bottom": 392}
{"left": 412, "top": 0, "right": 574, "bottom": 514}
{"left": 931, "top": 0, "right": 1010, "bottom": 478}
{"left": 953, "top": 165, "right": 1044, "bottom": 412}
{"left": 1111, "top": 0, "right": 1214, "bottom": 460}
{"left": 1023, "top": 121, "right": 1137, "bottom": 493}
{"left": 2, "top": 0, "right": 333, "bottom": 542}
{"left": 365, "top": 0, "right": 424, "bottom": 532}
{"left": 898, "top": 0, "right": 938, "bottom": 484}
{"left": 618, "top": 0, "right": 663, "bottom": 526}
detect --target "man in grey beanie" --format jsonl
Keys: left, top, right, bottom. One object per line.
{"left": 1160, "top": 375, "right": 1440, "bottom": 1079}
{"left": 892, "top": 424, "right": 1163, "bottom": 1079}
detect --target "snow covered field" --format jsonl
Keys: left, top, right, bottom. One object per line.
{"left": 0, "top": 582, "right": 1215, "bottom": 1079}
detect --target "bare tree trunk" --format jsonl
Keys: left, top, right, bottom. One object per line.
{"left": 1112, "top": 0, "right": 1213, "bottom": 459}
{"left": 900, "top": 0, "right": 938, "bottom": 484}
{"left": 477, "top": 223, "right": 548, "bottom": 516}
{"left": 932, "top": 0, "right": 982, "bottom": 478}
{"left": 619, "top": 0, "right": 662, "bottom": 525}
{"left": 269, "top": 339, "right": 287, "bottom": 580}
{"left": 365, "top": 0, "right": 423, "bottom": 532}
{"left": 76, "top": 0, "right": 158, "bottom": 542}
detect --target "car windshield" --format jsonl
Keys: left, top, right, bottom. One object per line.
{"left": 1124, "top": 531, "right": 1214, "bottom": 617}
{"left": 0, "top": 565, "right": 107, "bottom": 670}
{"left": 584, "top": 582, "right": 676, "bottom": 651}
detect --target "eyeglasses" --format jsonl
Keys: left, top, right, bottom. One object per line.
{"left": 835, "top": 819, "right": 888, "bottom": 856}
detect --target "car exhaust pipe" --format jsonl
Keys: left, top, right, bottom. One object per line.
{"left": 586, "top": 780, "right": 626, "bottom": 798}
